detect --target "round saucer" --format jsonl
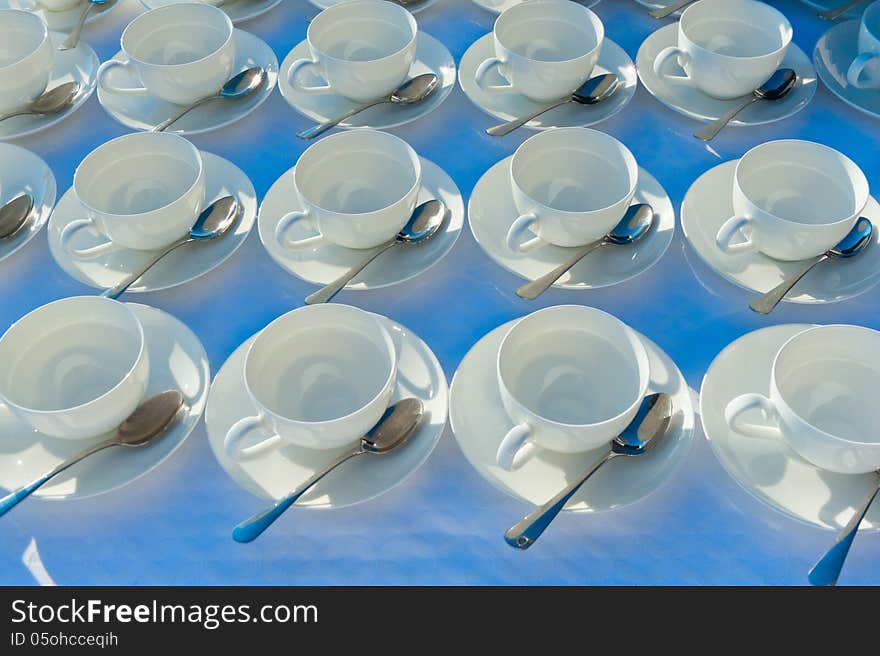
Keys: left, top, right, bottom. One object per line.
{"left": 458, "top": 34, "right": 637, "bottom": 130}
{"left": 637, "top": 23, "right": 817, "bottom": 126}
{"left": 800, "top": 0, "right": 865, "bottom": 20}
{"left": 631, "top": 0, "right": 684, "bottom": 16}
{"left": 680, "top": 159, "right": 880, "bottom": 304}
{"left": 0, "top": 144, "right": 55, "bottom": 264}
{"left": 450, "top": 319, "right": 694, "bottom": 512}
{"left": 97, "top": 29, "right": 279, "bottom": 135}
{"left": 0, "top": 33, "right": 98, "bottom": 141}
{"left": 279, "top": 33, "right": 454, "bottom": 131}
{"left": 700, "top": 324, "right": 880, "bottom": 531}
{"left": 47, "top": 152, "right": 257, "bottom": 293}
{"left": 0, "top": 303, "right": 209, "bottom": 500}
{"left": 4, "top": 0, "right": 119, "bottom": 32}
{"left": 206, "top": 315, "right": 448, "bottom": 508}
{"left": 258, "top": 158, "right": 462, "bottom": 291}
{"left": 815, "top": 21, "right": 880, "bottom": 120}
{"left": 309, "top": 0, "right": 438, "bottom": 12}
{"left": 472, "top": 0, "right": 599, "bottom": 15}
{"left": 469, "top": 157, "right": 674, "bottom": 290}
{"left": 139, "top": 0, "right": 284, "bottom": 23}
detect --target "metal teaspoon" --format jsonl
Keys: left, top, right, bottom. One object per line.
{"left": 819, "top": 0, "right": 870, "bottom": 21}
{"left": 59, "top": 0, "right": 117, "bottom": 51}
{"left": 0, "top": 194, "right": 35, "bottom": 239}
{"left": 0, "top": 82, "right": 80, "bottom": 123}
{"left": 649, "top": 0, "right": 697, "bottom": 19}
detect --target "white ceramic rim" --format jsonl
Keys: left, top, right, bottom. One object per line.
{"left": 678, "top": 0, "right": 792, "bottom": 61}
{"left": 493, "top": 0, "right": 604, "bottom": 64}
{"left": 0, "top": 9, "right": 50, "bottom": 72}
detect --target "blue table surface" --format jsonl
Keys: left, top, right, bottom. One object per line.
{"left": 0, "top": 0, "right": 877, "bottom": 586}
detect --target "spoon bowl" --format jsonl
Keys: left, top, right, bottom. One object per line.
{"left": 0, "top": 83, "right": 80, "bottom": 123}
{"left": 390, "top": 73, "right": 440, "bottom": 106}
{"left": 189, "top": 196, "right": 242, "bottom": 241}
{"left": 829, "top": 217, "right": 873, "bottom": 260}
{"left": 0, "top": 194, "right": 35, "bottom": 239}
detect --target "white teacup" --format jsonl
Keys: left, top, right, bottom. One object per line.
{"left": 652, "top": 0, "right": 792, "bottom": 100}
{"left": 275, "top": 130, "right": 421, "bottom": 251}
{"left": 287, "top": 0, "right": 418, "bottom": 103}
{"left": 0, "top": 296, "right": 150, "bottom": 440}
{"left": 714, "top": 140, "right": 869, "bottom": 262}
{"left": 506, "top": 128, "right": 638, "bottom": 253}
{"left": 725, "top": 325, "right": 880, "bottom": 474}
{"left": 496, "top": 305, "right": 651, "bottom": 471}
{"left": 0, "top": 10, "right": 53, "bottom": 115}
{"left": 97, "top": 3, "right": 235, "bottom": 106}
{"left": 61, "top": 132, "right": 206, "bottom": 257}
{"left": 224, "top": 304, "right": 398, "bottom": 460}
{"left": 475, "top": 0, "right": 604, "bottom": 103}
{"left": 847, "top": 1, "right": 880, "bottom": 89}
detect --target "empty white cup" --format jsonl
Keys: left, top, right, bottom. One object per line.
{"left": 714, "top": 140, "right": 869, "bottom": 262}
{"left": 496, "top": 305, "right": 651, "bottom": 471}
{"left": 652, "top": 0, "right": 792, "bottom": 100}
{"left": 0, "top": 10, "right": 53, "bottom": 114}
{"left": 506, "top": 128, "right": 639, "bottom": 253}
{"left": 287, "top": 0, "right": 418, "bottom": 103}
{"left": 0, "top": 296, "right": 150, "bottom": 440}
{"left": 847, "top": 1, "right": 880, "bottom": 89}
{"left": 224, "top": 304, "right": 398, "bottom": 460}
{"left": 97, "top": 3, "right": 235, "bottom": 105}
{"left": 275, "top": 130, "right": 421, "bottom": 251}
{"left": 725, "top": 325, "right": 880, "bottom": 474}
{"left": 62, "top": 132, "right": 206, "bottom": 257}
{"left": 475, "top": 0, "right": 604, "bottom": 103}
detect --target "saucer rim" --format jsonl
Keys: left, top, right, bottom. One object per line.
{"left": 814, "top": 21, "right": 880, "bottom": 121}
{"left": 470, "top": 0, "right": 599, "bottom": 15}
{"left": 309, "top": 0, "right": 438, "bottom": 12}
{"left": 137, "top": 0, "right": 285, "bottom": 23}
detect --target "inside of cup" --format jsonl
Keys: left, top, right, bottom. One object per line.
{"left": 775, "top": 326, "right": 880, "bottom": 444}
{"left": 246, "top": 306, "right": 394, "bottom": 423}
{"left": 309, "top": 1, "right": 416, "bottom": 62}
{"left": 0, "top": 298, "right": 143, "bottom": 412}
{"left": 499, "top": 307, "right": 647, "bottom": 425}
{"left": 0, "top": 11, "right": 47, "bottom": 67}
{"left": 511, "top": 129, "right": 636, "bottom": 213}
{"left": 75, "top": 133, "right": 202, "bottom": 217}
{"left": 495, "top": 0, "right": 602, "bottom": 62}
{"left": 294, "top": 131, "right": 419, "bottom": 214}
{"left": 736, "top": 141, "right": 869, "bottom": 225}
{"left": 122, "top": 4, "right": 232, "bottom": 66}
{"left": 681, "top": 0, "right": 791, "bottom": 58}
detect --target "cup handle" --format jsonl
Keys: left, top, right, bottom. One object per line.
{"left": 224, "top": 413, "right": 283, "bottom": 461}
{"left": 847, "top": 53, "right": 880, "bottom": 89}
{"left": 653, "top": 46, "right": 694, "bottom": 86}
{"left": 715, "top": 215, "right": 757, "bottom": 255}
{"left": 287, "top": 58, "right": 332, "bottom": 94}
{"left": 59, "top": 217, "right": 122, "bottom": 259}
{"left": 724, "top": 393, "right": 782, "bottom": 440}
{"left": 475, "top": 57, "right": 514, "bottom": 93}
{"left": 506, "top": 213, "right": 545, "bottom": 253}
{"left": 275, "top": 209, "right": 325, "bottom": 250}
{"left": 97, "top": 60, "right": 149, "bottom": 96}
{"left": 497, "top": 423, "right": 535, "bottom": 471}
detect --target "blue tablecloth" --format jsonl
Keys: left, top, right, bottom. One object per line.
{"left": 1, "top": 0, "right": 877, "bottom": 585}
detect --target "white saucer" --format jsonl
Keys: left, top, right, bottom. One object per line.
{"left": 469, "top": 157, "right": 675, "bottom": 290}
{"left": 681, "top": 160, "right": 880, "bottom": 304}
{"left": 631, "top": 0, "right": 684, "bottom": 16}
{"left": 0, "top": 303, "right": 209, "bottom": 500}
{"left": 206, "top": 315, "right": 448, "bottom": 508}
{"left": 800, "top": 0, "right": 864, "bottom": 20}
{"left": 47, "top": 152, "right": 257, "bottom": 293}
{"left": 97, "top": 29, "right": 278, "bottom": 135}
{"left": 450, "top": 319, "right": 694, "bottom": 512}
{"left": 310, "top": 0, "right": 438, "bottom": 12}
{"left": 0, "top": 33, "right": 97, "bottom": 141}
{"left": 139, "top": 0, "right": 284, "bottom": 23}
{"left": 637, "top": 23, "right": 817, "bottom": 126}
{"left": 4, "top": 0, "right": 119, "bottom": 32}
{"left": 458, "top": 34, "right": 637, "bottom": 130}
{"left": 279, "top": 33, "right": 454, "bottom": 131}
{"left": 259, "top": 158, "right": 462, "bottom": 291}
{"left": 700, "top": 324, "right": 880, "bottom": 531}
{"left": 815, "top": 21, "right": 880, "bottom": 120}
{"left": 472, "top": 0, "right": 599, "bottom": 15}
{"left": 0, "top": 144, "right": 55, "bottom": 264}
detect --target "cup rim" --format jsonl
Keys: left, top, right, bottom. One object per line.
{"left": 307, "top": 0, "right": 418, "bottom": 66}
{"left": 678, "top": 0, "right": 792, "bottom": 62}
{"left": 0, "top": 9, "right": 50, "bottom": 73}
{"left": 771, "top": 324, "right": 880, "bottom": 448}
{"left": 0, "top": 296, "right": 146, "bottom": 417}
{"left": 734, "top": 139, "right": 870, "bottom": 228}
{"left": 496, "top": 305, "right": 651, "bottom": 429}
{"left": 493, "top": 0, "right": 604, "bottom": 64}
{"left": 119, "top": 3, "right": 234, "bottom": 69}
{"left": 242, "top": 304, "right": 398, "bottom": 427}
{"left": 863, "top": 0, "right": 880, "bottom": 37}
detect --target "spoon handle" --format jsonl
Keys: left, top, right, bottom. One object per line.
{"left": 486, "top": 99, "right": 570, "bottom": 137}
{"left": 808, "top": 477, "right": 880, "bottom": 586}
{"left": 694, "top": 95, "right": 759, "bottom": 141}
{"left": 819, "top": 0, "right": 868, "bottom": 20}
{"left": 297, "top": 99, "right": 388, "bottom": 140}
{"left": 101, "top": 237, "right": 190, "bottom": 300}
{"left": 516, "top": 240, "right": 605, "bottom": 300}
{"left": 232, "top": 448, "right": 363, "bottom": 543}
{"left": 59, "top": 2, "right": 95, "bottom": 51}
{"left": 749, "top": 254, "right": 827, "bottom": 315}
{"left": 648, "top": 0, "right": 696, "bottom": 19}
{"left": 0, "top": 109, "right": 32, "bottom": 123}
{"left": 305, "top": 240, "right": 397, "bottom": 305}
{"left": 153, "top": 95, "right": 219, "bottom": 132}
{"left": 504, "top": 452, "right": 615, "bottom": 549}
